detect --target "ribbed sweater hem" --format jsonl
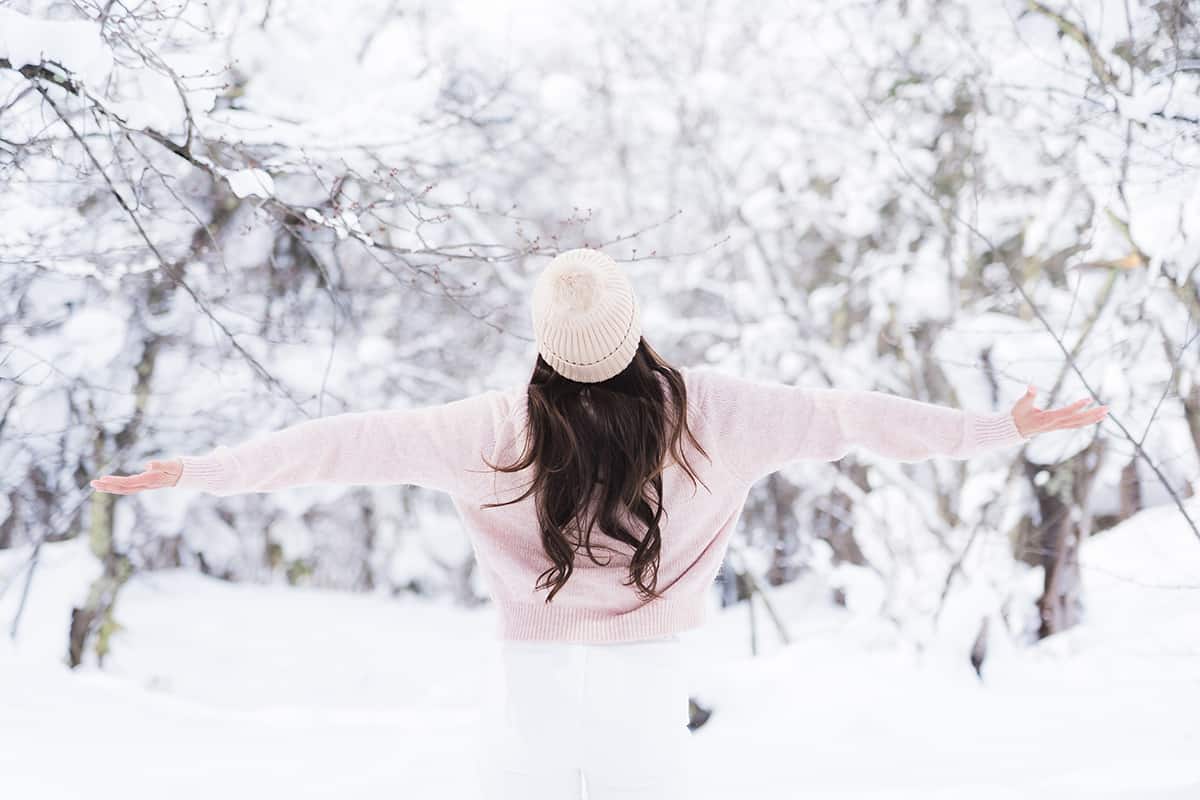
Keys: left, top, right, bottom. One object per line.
{"left": 497, "top": 596, "right": 709, "bottom": 643}
{"left": 176, "top": 449, "right": 239, "bottom": 494}
{"left": 968, "top": 409, "right": 1031, "bottom": 451}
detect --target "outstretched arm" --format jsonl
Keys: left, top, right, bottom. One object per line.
{"left": 697, "top": 369, "right": 1108, "bottom": 485}
{"left": 90, "top": 390, "right": 506, "bottom": 498}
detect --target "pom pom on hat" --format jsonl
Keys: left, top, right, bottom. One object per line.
{"left": 554, "top": 267, "right": 603, "bottom": 312}
{"left": 530, "top": 248, "right": 642, "bottom": 383}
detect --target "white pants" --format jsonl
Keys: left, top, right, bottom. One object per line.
{"left": 472, "top": 633, "right": 694, "bottom": 799}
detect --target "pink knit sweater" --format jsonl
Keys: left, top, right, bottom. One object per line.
{"left": 176, "top": 366, "right": 1030, "bottom": 643}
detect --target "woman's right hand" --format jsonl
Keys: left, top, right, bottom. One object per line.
{"left": 90, "top": 458, "right": 183, "bottom": 495}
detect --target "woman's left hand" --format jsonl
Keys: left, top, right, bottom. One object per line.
{"left": 1011, "top": 384, "right": 1109, "bottom": 439}
{"left": 90, "top": 458, "right": 183, "bottom": 495}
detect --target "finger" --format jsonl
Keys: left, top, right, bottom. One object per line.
{"left": 118, "top": 476, "right": 160, "bottom": 489}
{"left": 1051, "top": 407, "right": 1109, "bottom": 430}
{"left": 91, "top": 480, "right": 134, "bottom": 494}
{"left": 93, "top": 470, "right": 150, "bottom": 481}
{"left": 1012, "top": 384, "right": 1038, "bottom": 413}
{"left": 1050, "top": 397, "right": 1093, "bottom": 413}
{"left": 91, "top": 474, "right": 142, "bottom": 486}
{"left": 92, "top": 484, "right": 142, "bottom": 495}
{"left": 1035, "top": 403, "right": 1085, "bottom": 425}
{"left": 90, "top": 477, "right": 123, "bottom": 488}
{"left": 1040, "top": 398, "right": 1096, "bottom": 423}
{"left": 92, "top": 475, "right": 156, "bottom": 491}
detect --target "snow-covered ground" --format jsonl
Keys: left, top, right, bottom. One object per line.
{"left": 2, "top": 502, "right": 1198, "bottom": 799}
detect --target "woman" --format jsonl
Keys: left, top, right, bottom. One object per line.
{"left": 92, "top": 248, "right": 1108, "bottom": 799}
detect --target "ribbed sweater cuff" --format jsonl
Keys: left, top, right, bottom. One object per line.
{"left": 175, "top": 450, "right": 235, "bottom": 494}
{"left": 968, "top": 409, "right": 1031, "bottom": 452}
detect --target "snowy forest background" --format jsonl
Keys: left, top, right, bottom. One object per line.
{"left": 1, "top": 0, "right": 1199, "bottom": 797}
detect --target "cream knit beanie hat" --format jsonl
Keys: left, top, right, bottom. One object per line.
{"left": 530, "top": 248, "right": 642, "bottom": 383}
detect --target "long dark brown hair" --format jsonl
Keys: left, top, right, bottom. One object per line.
{"left": 482, "top": 338, "right": 711, "bottom": 603}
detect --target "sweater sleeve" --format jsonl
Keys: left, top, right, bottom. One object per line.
{"left": 173, "top": 389, "right": 506, "bottom": 497}
{"left": 697, "top": 368, "right": 1031, "bottom": 485}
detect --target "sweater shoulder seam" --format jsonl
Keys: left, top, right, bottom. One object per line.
{"left": 488, "top": 383, "right": 527, "bottom": 458}
{"left": 688, "top": 366, "right": 753, "bottom": 487}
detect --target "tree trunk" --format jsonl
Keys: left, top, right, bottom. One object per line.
{"left": 68, "top": 487, "right": 132, "bottom": 668}
{"left": 1019, "top": 436, "right": 1107, "bottom": 639}
{"left": 1118, "top": 456, "right": 1141, "bottom": 520}
{"left": 813, "top": 461, "right": 870, "bottom": 566}
{"left": 763, "top": 472, "right": 802, "bottom": 586}
{"left": 69, "top": 327, "right": 163, "bottom": 667}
